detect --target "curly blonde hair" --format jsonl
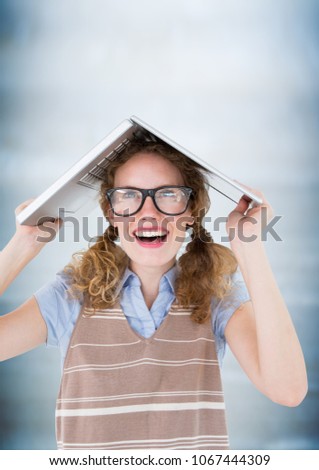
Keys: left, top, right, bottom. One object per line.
{"left": 64, "top": 139, "right": 238, "bottom": 323}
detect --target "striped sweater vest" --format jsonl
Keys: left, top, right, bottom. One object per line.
{"left": 56, "top": 303, "right": 229, "bottom": 450}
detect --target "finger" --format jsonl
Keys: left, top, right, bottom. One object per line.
{"left": 40, "top": 217, "right": 63, "bottom": 230}
{"left": 15, "top": 199, "right": 36, "bottom": 215}
{"left": 236, "top": 182, "right": 265, "bottom": 201}
{"left": 230, "top": 196, "right": 250, "bottom": 215}
{"left": 55, "top": 218, "right": 63, "bottom": 230}
{"left": 36, "top": 218, "right": 63, "bottom": 242}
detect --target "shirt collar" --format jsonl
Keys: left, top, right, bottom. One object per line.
{"left": 161, "top": 263, "right": 179, "bottom": 293}
{"left": 116, "top": 263, "right": 179, "bottom": 296}
{"left": 115, "top": 266, "right": 140, "bottom": 297}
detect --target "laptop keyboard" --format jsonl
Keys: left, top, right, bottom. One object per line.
{"left": 78, "top": 138, "right": 132, "bottom": 190}
{"left": 78, "top": 127, "right": 159, "bottom": 191}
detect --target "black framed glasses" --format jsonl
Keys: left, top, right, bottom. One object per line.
{"left": 106, "top": 185, "right": 193, "bottom": 216}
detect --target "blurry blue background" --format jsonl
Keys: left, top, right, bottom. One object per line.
{"left": 0, "top": 0, "right": 318, "bottom": 449}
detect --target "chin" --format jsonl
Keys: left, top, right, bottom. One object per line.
{"left": 125, "top": 248, "right": 178, "bottom": 268}
{"left": 130, "top": 254, "right": 172, "bottom": 267}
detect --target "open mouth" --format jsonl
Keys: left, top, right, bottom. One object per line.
{"left": 133, "top": 230, "right": 168, "bottom": 246}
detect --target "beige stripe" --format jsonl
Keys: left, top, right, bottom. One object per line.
{"left": 154, "top": 337, "right": 215, "bottom": 343}
{"left": 83, "top": 308, "right": 123, "bottom": 313}
{"left": 82, "top": 315, "right": 126, "bottom": 320}
{"left": 58, "top": 435, "right": 229, "bottom": 449}
{"left": 57, "top": 390, "right": 224, "bottom": 404}
{"left": 168, "top": 311, "right": 192, "bottom": 316}
{"left": 64, "top": 357, "right": 218, "bottom": 373}
{"left": 56, "top": 401, "right": 225, "bottom": 417}
{"left": 70, "top": 340, "right": 141, "bottom": 349}
{"left": 58, "top": 442, "right": 230, "bottom": 450}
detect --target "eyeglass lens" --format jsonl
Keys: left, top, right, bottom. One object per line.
{"left": 110, "top": 187, "right": 190, "bottom": 215}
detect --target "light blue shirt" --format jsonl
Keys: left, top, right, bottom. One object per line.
{"left": 34, "top": 265, "right": 250, "bottom": 368}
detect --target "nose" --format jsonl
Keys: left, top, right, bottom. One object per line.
{"left": 137, "top": 194, "right": 162, "bottom": 219}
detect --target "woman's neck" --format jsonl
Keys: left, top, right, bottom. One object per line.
{"left": 129, "top": 259, "right": 176, "bottom": 309}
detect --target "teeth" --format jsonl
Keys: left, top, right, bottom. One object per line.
{"left": 135, "top": 231, "right": 166, "bottom": 237}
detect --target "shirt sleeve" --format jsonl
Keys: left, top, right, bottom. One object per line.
{"left": 211, "top": 269, "right": 250, "bottom": 363}
{"left": 212, "top": 269, "right": 250, "bottom": 341}
{"left": 33, "top": 271, "right": 83, "bottom": 348}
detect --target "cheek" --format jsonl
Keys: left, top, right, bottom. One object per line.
{"left": 114, "top": 218, "right": 135, "bottom": 244}
{"left": 168, "top": 217, "right": 192, "bottom": 245}
{"left": 174, "top": 213, "right": 193, "bottom": 232}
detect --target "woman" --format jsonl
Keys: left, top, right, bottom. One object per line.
{"left": 0, "top": 139, "right": 307, "bottom": 450}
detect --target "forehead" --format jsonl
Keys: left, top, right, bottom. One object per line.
{"left": 113, "top": 151, "right": 185, "bottom": 188}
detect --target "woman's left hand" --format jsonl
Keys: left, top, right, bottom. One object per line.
{"left": 226, "top": 183, "right": 274, "bottom": 246}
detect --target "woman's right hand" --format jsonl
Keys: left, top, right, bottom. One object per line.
{"left": 0, "top": 200, "right": 62, "bottom": 296}
{"left": 14, "top": 199, "right": 62, "bottom": 256}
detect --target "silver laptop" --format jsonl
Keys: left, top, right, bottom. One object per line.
{"left": 17, "top": 116, "right": 263, "bottom": 226}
